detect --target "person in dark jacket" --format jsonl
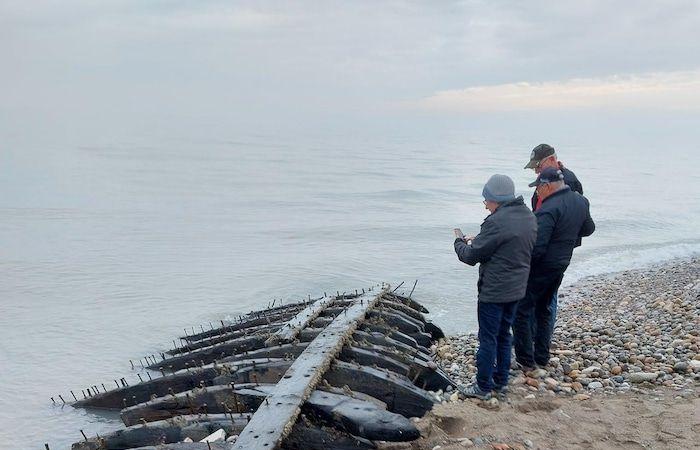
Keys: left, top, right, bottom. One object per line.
{"left": 525, "top": 143, "right": 583, "bottom": 211}
{"left": 454, "top": 174, "right": 537, "bottom": 399}
{"left": 513, "top": 168, "right": 595, "bottom": 369}
{"left": 525, "top": 143, "right": 585, "bottom": 334}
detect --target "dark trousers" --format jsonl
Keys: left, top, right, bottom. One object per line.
{"left": 476, "top": 300, "right": 518, "bottom": 391}
{"left": 513, "top": 268, "right": 566, "bottom": 367}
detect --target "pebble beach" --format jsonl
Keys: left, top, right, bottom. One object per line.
{"left": 436, "top": 257, "right": 700, "bottom": 398}
{"left": 381, "top": 258, "right": 700, "bottom": 450}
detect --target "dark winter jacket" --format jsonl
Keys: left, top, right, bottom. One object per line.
{"left": 454, "top": 196, "right": 537, "bottom": 303}
{"left": 531, "top": 186, "right": 595, "bottom": 271}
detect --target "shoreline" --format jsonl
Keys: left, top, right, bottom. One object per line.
{"left": 382, "top": 257, "right": 700, "bottom": 449}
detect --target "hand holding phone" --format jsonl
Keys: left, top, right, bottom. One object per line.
{"left": 454, "top": 228, "right": 465, "bottom": 239}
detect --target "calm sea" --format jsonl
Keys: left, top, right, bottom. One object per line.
{"left": 2, "top": 128, "right": 699, "bottom": 448}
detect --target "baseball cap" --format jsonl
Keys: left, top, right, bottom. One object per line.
{"left": 528, "top": 167, "right": 564, "bottom": 187}
{"left": 524, "top": 143, "right": 556, "bottom": 169}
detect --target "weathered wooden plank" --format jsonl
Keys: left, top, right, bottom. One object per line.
{"left": 74, "top": 358, "right": 292, "bottom": 410}
{"left": 323, "top": 360, "right": 436, "bottom": 417}
{"left": 339, "top": 346, "right": 411, "bottom": 376}
{"left": 378, "top": 299, "right": 427, "bottom": 323}
{"left": 350, "top": 342, "right": 453, "bottom": 391}
{"left": 120, "top": 382, "right": 415, "bottom": 442}
{"left": 349, "top": 330, "right": 431, "bottom": 361}
{"left": 168, "top": 323, "right": 281, "bottom": 356}
{"left": 358, "top": 322, "right": 424, "bottom": 351}
{"left": 182, "top": 304, "right": 307, "bottom": 343}
{"left": 73, "top": 367, "right": 220, "bottom": 410}
{"left": 281, "top": 423, "right": 377, "bottom": 450}
{"left": 301, "top": 389, "right": 420, "bottom": 441}
{"left": 71, "top": 414, "right": 249, "bottom": 450}
{"left": 298, "top": 327, "right": 431, "bottom": 361}
{"left": 121, "top": 384, "right": 264, "bottom": 426}
{"left": 213, "top": 360, "right": 292, "bottom": 385}
{"left": 149, "top": 335, "right": 267, "bottom": 371}
{"left": 368, "top": 309, "right": 425, "bottom": 334}
{"left": 266, "top": 295, "right": 333, "bottom": 345}
{"left": 231, "top": 286, "right": 387, "bottom": 450}
{"left": 384, "top": 292, "right": 429, "bottom": 313}
{"left": 127, "top": 423, "right": 377, "bottom": 450}
{"left": 223, "top": 343, "right": 308, "bottom": 363}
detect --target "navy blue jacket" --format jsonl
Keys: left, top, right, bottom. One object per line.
{"left": 532, "top": 186, "right": 595, "bottom": 270}
{"left": 454, "top": 197, "right": 537, "bottom": 303}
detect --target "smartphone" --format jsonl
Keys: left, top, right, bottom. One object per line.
{"left": 454, "top": 228, "right": 464, "bottom": 239}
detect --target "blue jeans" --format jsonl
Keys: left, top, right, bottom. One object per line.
{"left": 549, "top": 291, "right": 558, "bottom": 334}
{"left": 476, "top": 301, "right": 518, "bottom": 391}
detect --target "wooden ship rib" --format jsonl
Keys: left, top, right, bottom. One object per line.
{"left": 55, "top": 284, "right": 456, "bottom": 450}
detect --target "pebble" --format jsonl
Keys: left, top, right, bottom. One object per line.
{"left": 433, "top": 258, "right": 700, "bottom": 399}
{"left": 628, "top": 372, "right": 659, "bottom": 383}
{"left": 528, "top": 368, "right": 548, "bottom": 378}
{"left": 525, "top": 378, "right": 540, "bottom": 388}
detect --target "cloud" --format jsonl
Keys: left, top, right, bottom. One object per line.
{"left": 414, "top": 69, "right": 700, "bottom": 112}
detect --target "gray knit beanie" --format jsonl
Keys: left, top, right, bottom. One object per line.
{"left": 482, "top": 174, "right": 515, "bottom": 203}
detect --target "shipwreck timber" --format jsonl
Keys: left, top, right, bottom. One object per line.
{"left": 54, "top": 283, "right": 456, "bottom": 450}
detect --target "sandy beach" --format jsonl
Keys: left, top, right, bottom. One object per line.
{"left": 381, "top": 258, "right": 700, "bottom": 450}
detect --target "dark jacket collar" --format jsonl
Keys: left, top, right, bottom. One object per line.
{"left": 541, "top": 185, "right": 571, "bottom": 204}
{"left": 494, "top": 196, "right": 526, "bottom": 213}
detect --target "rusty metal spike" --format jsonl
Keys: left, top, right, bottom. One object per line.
{"left": 70, "top": 390, "right": 77, "bottom": 401}
{"left": 58, "top": 395, "right": 66, "bottom": 404}
{"left": 80, "top": 430, "right": 88, "bottom": 442}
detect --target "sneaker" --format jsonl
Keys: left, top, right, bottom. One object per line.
{"left": 493, "top": 385, "right": 508, "bottom": 400}
{"left": 513, "top": 360, "right": 535, "bottom": 372}
{"left": 458, "top": 383, "right": 492, "bottom": 400}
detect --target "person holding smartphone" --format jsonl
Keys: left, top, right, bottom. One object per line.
{"left": 453, "top": 174, "right": 537, "bottom": 399}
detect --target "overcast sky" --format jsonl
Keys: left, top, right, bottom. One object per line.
{"left": 2, "top": 0, "right": 700, "bottom": 139}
